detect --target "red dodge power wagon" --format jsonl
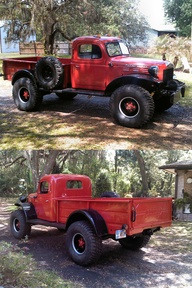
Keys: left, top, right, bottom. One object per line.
{"left": 2, "top": 35, "right": 185, "bottom": 128}
{"left": 10, "top": 174, "right": 173, "bottom": 266}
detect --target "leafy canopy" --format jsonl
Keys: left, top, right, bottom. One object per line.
{"left": 0, "top": 0, "right": 148, "bottom": 54}
{"left": 164, "top": 0, "right": 192, "bottom": 36}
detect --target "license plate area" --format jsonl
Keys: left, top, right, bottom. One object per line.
{"left": 115, "top": 229, "right": 126, "bottom": 240}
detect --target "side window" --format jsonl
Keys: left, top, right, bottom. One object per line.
{"left": 78, "top": 44, "right": 102, "bottom": 59}
{"left": 40, "top": 181, "right": 49, "bottom": 194}
{"left": 67, "top": 180, "right": 82, "bottom": 189}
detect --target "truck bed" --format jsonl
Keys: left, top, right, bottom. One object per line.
{"left": 55, "top": 197, "right": 172, "bottom": 236}
{"left": 2, "top": 56, "right": 71, "bottom": 81}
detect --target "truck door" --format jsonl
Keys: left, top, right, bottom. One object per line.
{"left": 72, "top": 43, "right": 106, "bottom": 90}
{"left": 35, "top": 180, "right": 53, "bottom": 221}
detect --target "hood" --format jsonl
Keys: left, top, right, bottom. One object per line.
{"left": 111, "top": 56, "right": 170, "bottom": 69}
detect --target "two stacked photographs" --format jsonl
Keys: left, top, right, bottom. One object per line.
{"left": 0, "top": 0, "right": 192, "bottom": 287}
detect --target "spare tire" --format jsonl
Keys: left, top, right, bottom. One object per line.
{"left": 100, "top": 191, "right": 120, "bottom": 198}
{"left": 35, "top": 56, "right": 63, "bottom": 89}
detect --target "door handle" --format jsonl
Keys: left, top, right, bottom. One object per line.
{"left": 45, "top": 200, "right": 49, "bottom": 203}
{"left": 75, "top": 65, "right": 80, "bottom": 69}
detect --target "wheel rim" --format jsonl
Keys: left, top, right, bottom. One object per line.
{"left": 18, "top": 87, "right": 30, "bottom": 103}
{"left": 119, "top": 97, "right": 140, "bottom": 118}
{"left": 13, "top": 218, "right": 20, "bottom": 232}
{"left": 42, "top": 66, "right": 53, "bottom": 82}
{"left": 72, "top": 233, "right": 86, "bottom": 254}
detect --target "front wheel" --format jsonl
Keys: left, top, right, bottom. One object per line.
{"left": 110, "top": 85, "right": 155, "bottom": 128}
{"left": 66, "top": 221, "right": 102, "bottom": 266}
{"left": 12, "top": 77, "right": 42, "bottom": 111}
{"left": 10, "top": 210, "right": 31, "bottom": 239}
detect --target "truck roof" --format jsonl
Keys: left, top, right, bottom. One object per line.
{"left": 40, "top": 174, "right": 91, "bottom": 182}
{"left": 72, "top": 35, "right": 121, "bottom": 45}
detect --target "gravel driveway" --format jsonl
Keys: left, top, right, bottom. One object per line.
{"left": 0, "top": 78, "right": 192, "bottom": 149}
{"left": 1, "top": 199, "right": 192, "bottom": 288}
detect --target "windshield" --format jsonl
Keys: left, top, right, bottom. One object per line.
{"left": 106, "top": 41, "right": 129, "bottom": 57}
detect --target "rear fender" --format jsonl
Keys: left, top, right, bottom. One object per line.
{"left": 66, "top": 209, "right": 108, "bottom": 237}
{"left": 12, "top": 70, "right": 36, "bottom": 85}
{"left": 105, "top": 75, "right": 160, "bottom": 95}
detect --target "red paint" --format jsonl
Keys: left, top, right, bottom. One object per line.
{"left": 2, "top": 36, "right": 170, "bottom": 87}
{"left": 28, "top": 174, "right": 172, "bottom": 236}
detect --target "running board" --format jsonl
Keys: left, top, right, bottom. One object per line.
{"left": 52, "top": 88, "right": 105, "bottom": 97}
{"left": 28, "top": 219, "right": 66, "bottom": 230}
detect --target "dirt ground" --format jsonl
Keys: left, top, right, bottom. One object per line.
{"left": 0, "top": 79, "right": 192, "bottom": 149}
{"left": 1, "top": 199, "right": 192, "bottom": 288}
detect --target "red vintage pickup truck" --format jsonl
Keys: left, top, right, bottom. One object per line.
{"left": 2, "top": 35, "right": 185, "bottom": 128}
{"left": 10, "top": 174, "right": 173, "bottom": 266}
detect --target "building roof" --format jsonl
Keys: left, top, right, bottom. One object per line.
{"left": 159, "top": 160, "right": 192, "bottom": 174}
{"left": 150, "top": 24, "right": 177, "bottom": 33}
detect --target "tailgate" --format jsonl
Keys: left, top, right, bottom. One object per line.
{"left": 129, "top": 197, "right": 172, "bottom": 235}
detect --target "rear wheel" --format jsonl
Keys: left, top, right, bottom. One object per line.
{"left": 66, "top": 221, "right": 102, "bottom": 266}
{"left": 13, "top": 77, "right": 42, "bottom": 111}
{"left": 110, "top": 85, "right": 155, "bottom": 128}
{"left": 10, "top": 210, "right": 31, "bottom": 239}
{"left": 119, "top": 235, "right": 151, "bottom": 250}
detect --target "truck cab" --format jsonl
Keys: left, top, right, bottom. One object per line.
{"left": 71, "top": 35, "right": 173, "bottom": 90}
{"left": 28, "top": 174, "right": 92, "bottom": 221}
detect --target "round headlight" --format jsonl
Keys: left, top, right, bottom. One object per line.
{"left": 148, "top": 66, "right": 159, "bottom": 78}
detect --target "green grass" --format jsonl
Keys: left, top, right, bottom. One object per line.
{"left": 0, "top": 241, "right": 78, "bottom": 288}
{"left": 150, "top": 221, "right": 192, "bottom": 254}
{"left": 175, "top": 72, "right": 192, "bottom": 107}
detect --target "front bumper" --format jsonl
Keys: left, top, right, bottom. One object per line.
{"left": 157, "top": 79, "right": 185, "bottom": 103}
{"left": 171, "top": 80, "right": 185, "bottom": 104}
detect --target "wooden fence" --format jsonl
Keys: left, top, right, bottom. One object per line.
{"left": 19, "top": 41, "right": 72, "bottom": 55}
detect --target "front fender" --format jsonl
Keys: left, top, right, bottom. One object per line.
{"left": 15, "top": 202, "right": 37, "bottom": 221}
{"left": 12, "top": 69, "right": 36, "bottom": 85}
{"left": 66, "top": 209, "right": 108, "bottom": 237}
{"left": 105, "top": 74, "right": 160, "bottom": 95}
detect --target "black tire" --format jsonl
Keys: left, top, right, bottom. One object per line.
{"left": 100, "top": 191, "right": 120, "bottom": 198}
{"left": 154, "top": 97, "right": 173, "bottom": 112}
{"left": 110, "top": 85, "right": 155, "bottom": 128}
{"left": 13, "top": 77, "right": 43, "bottom": 111}
{"left": 119, "top": 235, "right": 151, "bottom": 250}
{"left": 66, "top": 221, "right": 102, "bottom": 266}
{"left": 35, "top": 56, "right": 63, "bottom": 89}
{"left": 10, "top": 210, "right": 31, "bottom": 239}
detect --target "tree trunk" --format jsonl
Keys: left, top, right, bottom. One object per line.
{"left": 134, "top": 150, "right": 148, "bottom": 197}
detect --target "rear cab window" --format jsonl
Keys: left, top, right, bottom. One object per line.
{"left": 66, "top": 180, "right": 82, "bottom": 189}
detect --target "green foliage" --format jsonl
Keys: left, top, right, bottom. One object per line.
{"left": 1, "top": 150, "right": 192, "bottom": 198}
{"left": 164, "top": 0, "right": 192, "bottom": 37}
{"left": 174, "top": 192, "right": 192, "bottom": 211}
{"left": 0, "top": 0, "right": 148, "bottom": 53}
{"left": 0, "top": 241, "right": 73, "bottom": 287}
{"left": 95, "top": 169, "right": 112, "bottom": 197}
{"left": 150, "top": 34, "right": 192, "bottom": 63}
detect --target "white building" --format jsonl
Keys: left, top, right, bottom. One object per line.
{"left": 160, "top": 161, "right": 192, "bottom": 221}
{"left": 0, "top": 20, "right": 36, "bottom": 53}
